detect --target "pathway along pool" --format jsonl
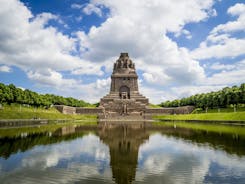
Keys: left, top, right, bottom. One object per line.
{"left": 0, "top": 124, "right": 245, "bottom": 184}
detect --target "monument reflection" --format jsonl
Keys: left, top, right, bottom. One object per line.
{"left": 1, "top": 124, "right": 245, "bottom": 183}
{"left": 99, "top": 126, "right": 149, "bottom": 184}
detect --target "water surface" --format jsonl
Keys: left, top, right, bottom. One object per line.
{"left": 0, "top": 123, "right": 245, "bottom": 184}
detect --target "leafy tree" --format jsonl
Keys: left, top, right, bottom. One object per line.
{"left": 160, "top": 83, "right": 245, "bottom": 109}
{"left": 0, "top": 83, "right": 92, "bottom": 107}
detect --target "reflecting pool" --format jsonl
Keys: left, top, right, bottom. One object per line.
{"left": 0, "top": 123, "right": 245, "bottom": 184}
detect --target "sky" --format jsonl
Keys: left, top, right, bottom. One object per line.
{"left": 0, "top": 0, "right": 244, "bottom": 104}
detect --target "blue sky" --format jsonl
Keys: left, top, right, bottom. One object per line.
{"left": 0, "top": 0, "right": 244, "bottom": 103}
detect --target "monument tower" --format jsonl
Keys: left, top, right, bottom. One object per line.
{"left": 55, "top": 52, "right": 194, "bottom": 118}
{"left": 100, "top": 53, "right": 149, "bottom": 119}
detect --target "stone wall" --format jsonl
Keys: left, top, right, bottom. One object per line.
{"left": 145, "top": 106, "right": 195, "bottom": 115}
{"left": 111, "top": 76, "right": 138, "bottom": 92}
{"left": 145, "top": 108, "right": 174, "bottom": 114}
{"left": 54, "top": 105, "right": 76, "bottom": 114}
{"left": 174, "top": 106, "right": 195, "bottom": 114}
{"left": 54, "top": 105, "right": 102, "bottom": 114}
{"left": 76, "top": 107, "right": 103, "bottom": 114}
{"left": 54, "top": 105, "right": 194, "bottom": 116}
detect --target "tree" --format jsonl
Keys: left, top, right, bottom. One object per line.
{"left": 160, "top": 83, "right": 245, "bottom": 109}
{"left": 0, "top": 83, "right": 93, "bottom": 107}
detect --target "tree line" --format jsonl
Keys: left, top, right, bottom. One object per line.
{"left": 0, "top": 83, "right": 92, "bottom": 107}
{"left": 160, "top": 83, "right": 245, "bottom": 109}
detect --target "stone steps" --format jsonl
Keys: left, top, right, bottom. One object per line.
{"left": 102, "top": 92, "right": 147, "bottom": 99}
{"left": 100, "top": 90, "right": 149, "bottom": 116}
{"left": 102, "top": 100, "right": 146, "bottom": 108}
{"left": 103, "top": 112, "right": 144, "bottom": 120}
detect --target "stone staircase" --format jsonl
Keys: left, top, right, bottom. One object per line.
{"left": 101, "top": 92, "right": 119, "bottom": 99}
{"left": 99, "top": 90, "right": 149, "bottom": 122}
{"left": 99, "top": 112, "right": 144, "bottom": 122}
{"left": 100, "top": 92, "right": 148, "bottom": 109}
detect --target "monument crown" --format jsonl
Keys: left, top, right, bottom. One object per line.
{"left": 120, "top": 52, "right": 129, "bottom": 57}
{"left": 113, "top": 53, "right": 135, "bottom": 74}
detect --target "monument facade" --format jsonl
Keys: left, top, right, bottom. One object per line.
{"left": 55, "top": 52, "right": 194, "bottom": 120}
{"left": 100, "top": 53, "right": 149, "bottom": 119}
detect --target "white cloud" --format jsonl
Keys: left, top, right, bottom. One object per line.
{"left": 191, "top": 37, "right": 245, "bottom": 60}
{"left": 137, "top": 133, "right": 245, "bottom": 183}
{"left": 0, "top": 0, "right": 109, "bottom": 102}
{"left": 2, "top": 129, "right": 245, "bottom": 183}
{"left": 27, "top": 69, "right": 79, "bottom": 88}
{"left": 26, "top": 68, "right": 110, "bottom": 103}
{"left": 0, "top": 65, "right": 11, "bottom": 72}
{"left": 0, "top": 0, "right": 79, "bottom": 73}
{"left": 83, "top": 3, "right": 102, "bottom": 17}
{"left": 33, "top": 12, "right": 59, "bottom": 26}
{"left": 171, "top": 85, "right": 226, "bottom": 98}
{"left": 142, "top": 73, "right": 158, "bottom": 83}
{"left": 96, "top": 77, "right": 110, "bottom": 89}
{"left": 1, "top": 134, "right": 112, "bottom": 184}
{"left": 205, "top": 69, "right": 245, "bottom": 86}
{"left": 2, "top": 0, "right": 244, "bottom": 104}
{"left": 210, "top": 62, "right": 235, "bottom": 70}
{"left": 174, "top": 29, "right": 192, "bottom": 39}
{"left": 191, "top": 3, "right": 245, "bottom": 60}
{"left": 0, "top": 0, "right": 106, "bottom": 76}
{"left": 21, "top": 134, "right": 110, "bottom": 168}
{"left": 80, "top": 0, "right": 215, "bottom": 60}
{"left": 71, "top": 59, "right": 104, "bottom": 76}
{"left": 204, "top": 59, "right": 245, "bottom": 85}
{"left": 76, "top": 0, "right": 214, "bottom": 90}
{"left": 77, "top": 78, "right": 110, "bottom": 103}
{"left": 211, "top": 3, "right": 245, "bottom": 34}
{"left": 64, "top": 0, "right": 218, "bottom": 102}
{"left": 76, "top": 15, "right": 83, "bottom": 22}
{"left": 139, "top": 85, "right": 176, "bottom": 104}
{"left": 169, "top": 60, "right": 245, "bottom": 98}
{"left": 71, "top": 3, "right": 83, "bottom": 9}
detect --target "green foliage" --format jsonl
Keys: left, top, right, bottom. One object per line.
{"left": 0, "top": 105, "right": 97, "bottom": 120}
{"left": 149, "top": 104, "right": 162, "bottom": 108}
{"left": 0, "top": 123, "right": 96, "bottom": 138}
{"left": 93, "top": 102, "right": 100, "bottom": 107}
{"left": 192, "top": 107, "right": 245, "bottom": 113}
{"left": 0, "top": 83, "right": 92, "bottom": 107}
{"left": 160, "top": 84, "right": 245, "bottom": 109}
{"left": 153, "top": 122, "right": 245, "bottom": 136}
{"left": 153, "top": 111, "right": 245, "bottom": 121}
{"left": 0, "top": 126, "right": 96, "bottom": 158}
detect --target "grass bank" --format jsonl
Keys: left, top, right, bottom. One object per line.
{"left": 153, "top": 121, "right": 245, "bottom": 136}
{"left": 153, "top": 111, "right": 245, "bottom": 122}
{"left": 0, "top": 121, "right": 97, "bottom": 137}
{"left": 0, "top": 105, "right": 97, "bottom": 120}
{"left": 193, "top": 107, "right": 245, "bottom": 113}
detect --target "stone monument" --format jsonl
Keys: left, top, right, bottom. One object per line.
{"left": 100, "top": 53, "right": 149, "bottom": 119}
{"left": 55, "top": 52, "right": 194, "bottom": 120}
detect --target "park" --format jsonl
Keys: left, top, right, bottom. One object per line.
{"left": 0, "top": 0, "right": 245, "bottom": 183}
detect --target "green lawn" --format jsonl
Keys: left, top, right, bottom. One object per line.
{"left": 153, "top": 111, "right": 245, "bottom": 121}
{"left": 193, "top": 107, "right": 245, "bottom": 113}
{"left": 153, "top": 121, "right": 245, "bottom": 136}
{"left": 148, "top": 104, "right": 162, "bottom": 108}
{"left": 0, "top": 105, "right": 97, "bottom": 120}
{"left": 0, "top": 121, "right": 97, "bottom": 138}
